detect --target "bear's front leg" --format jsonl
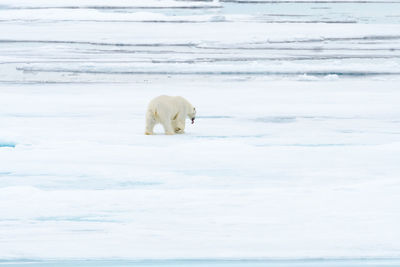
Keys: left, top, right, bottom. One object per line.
{"left": 173, "top": 119, "right": 186, "bottom": 134}
{"left": 172, "top": 118, "right": 183, "bottom": 134}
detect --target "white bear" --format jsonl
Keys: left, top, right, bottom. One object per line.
{"left": 145, "top": 95, "right": 196, "bottom": 135}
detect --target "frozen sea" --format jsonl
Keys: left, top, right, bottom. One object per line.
{"left": 1, "top": 0, "right": 400, "bottom": 266}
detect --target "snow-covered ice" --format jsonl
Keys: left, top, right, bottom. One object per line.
{"left": 0, "top": 0, "right": 400, "bottom": 264}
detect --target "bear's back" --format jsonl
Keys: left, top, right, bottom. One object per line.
{"left": 148, "top": 95, "right": 182, "bottom": 113}
{"left": 149, "top": 95, "right": 188, "bottom": 106}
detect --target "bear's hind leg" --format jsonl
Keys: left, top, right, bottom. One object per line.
{"left": 145, "top": 111, "right": 156, "bottom": 135}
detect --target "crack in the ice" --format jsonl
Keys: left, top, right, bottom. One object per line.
{"left": 15, "top": 67, "right": 400, "bottom": 76}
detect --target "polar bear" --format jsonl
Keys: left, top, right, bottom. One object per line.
{"left": 145, "top": 95, "right": 196, "bottom": 135}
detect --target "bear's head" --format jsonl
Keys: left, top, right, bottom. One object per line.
{"left": 188, "top": 107, "right": 196, "bottom": 124}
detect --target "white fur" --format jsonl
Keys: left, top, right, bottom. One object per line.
{"left": 145, "top": 95, "right": 196, "bottom": 135}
